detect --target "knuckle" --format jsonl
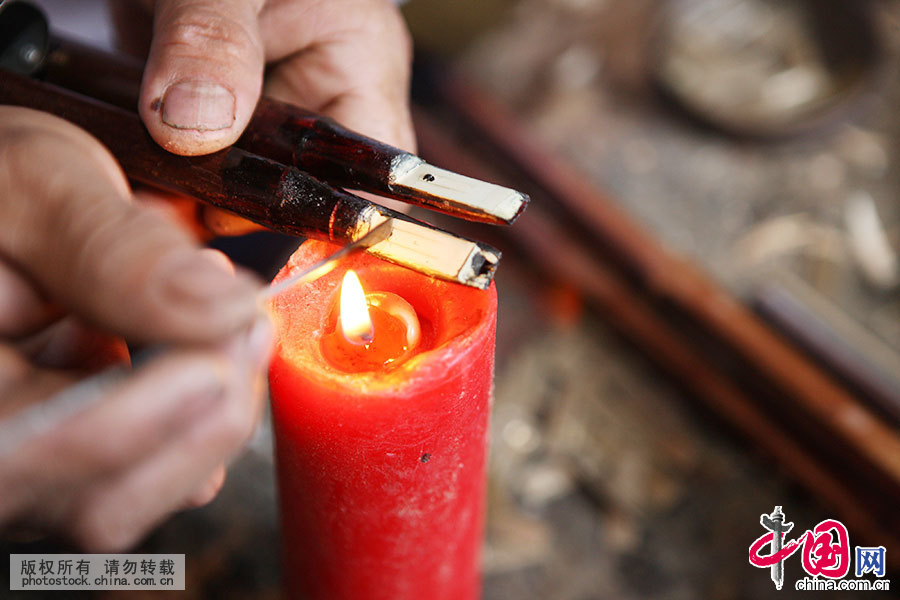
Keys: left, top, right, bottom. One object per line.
{"left": 346, "top": 2, "right": 412, "bottom": 76}
{"left": 0, "top": 118, "right": 126, "bottom": 258}
{"left": 67, "top": 205, "right": 188, "bottom": 321}
{"left": 161, "top": 8, "right": 261, "bottom": 64}
{"left": 79, "top": 205, "right": 161, "bottom": 278}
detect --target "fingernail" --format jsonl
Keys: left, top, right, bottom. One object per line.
{"left": 161, "top": 80, "right": 235, "bottom": 131}
{"left": 161, "top": 250, "right": 255, "bottom": 306}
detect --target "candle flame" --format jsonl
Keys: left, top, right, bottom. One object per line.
{"left": 339, "top": 270, "right": 373, "bottom": 344}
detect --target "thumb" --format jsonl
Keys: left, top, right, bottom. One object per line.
{"left": 0, "top": 108, "right": 260, "bottom": 344}
{"left": 138, "top": 0, "right": 265, "bottom": 156}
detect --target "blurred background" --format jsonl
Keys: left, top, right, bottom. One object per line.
{"left": 5, "top": 0, "right": 900, "bottom": 598}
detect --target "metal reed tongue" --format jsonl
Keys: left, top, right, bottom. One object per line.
{"left": 388, "top": 155, "right": 528, "bottom": 224}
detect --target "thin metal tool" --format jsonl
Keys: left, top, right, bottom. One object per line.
{"left": 0, "top": 347, "right": 163, "bottom": 459}
{"left": 0, "top": 227, "right": 391, "bottom": 458}
{"left": 259, "top": 219, "right": 393, "bottom": 303}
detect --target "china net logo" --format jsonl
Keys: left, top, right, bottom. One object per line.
{"left": 748, "top": 506, "right": 890, "bottom": 591}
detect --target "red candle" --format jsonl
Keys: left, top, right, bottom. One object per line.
{"left": 268, "top": 240, "right": 497, "bottom": 600}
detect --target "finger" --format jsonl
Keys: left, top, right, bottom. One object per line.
{"left": 0, "top": 347, "right": 226, "bottom": 525}
{"left": 0, "top": 345, "right": 75, "bottom": 523}
{"left": 3, "top": 349, "right": 228, "bottom": 477}
{"left": 62, "top": 319, "right": 272, "bottom": 550}
{"left": 139, "top": 0, "right": 266, "bottom": 155}
{"left": 259, "top": 0, "right": 416, "bottom": 151}
{"left": 0, "top": 108, "right": 260, "bottom": 344}
{"left": 182, "top": 463, "right": 226, "bottom": 508}
{"left": 0, "top": 260, "right": 58, "bottom": 338}
{"left": 318, "top": 91, "right": 417, "bottom": 153}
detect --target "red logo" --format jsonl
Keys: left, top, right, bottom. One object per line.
{"left": 750, "top": 518, "right": 851, "bottom": 578}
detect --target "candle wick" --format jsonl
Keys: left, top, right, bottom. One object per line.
{"left": 341, "top": 327, "right": 374, "bottom": 346}
{"left": 357, "top": 329, "right": 375, "bottom": 345}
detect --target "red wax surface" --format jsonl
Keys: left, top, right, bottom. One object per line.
{"left": 268, "top": 241, "right": 497, "bottom": 600}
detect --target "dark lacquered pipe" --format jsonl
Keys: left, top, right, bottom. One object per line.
{"left": 41, "top": 36, "right": 526, "bottom": 225}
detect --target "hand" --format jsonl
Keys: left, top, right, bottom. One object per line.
{"left": 0, "top": 107, "right": 271, "bottom": 550}
{"left": 110, "top": 0, "right": 416, "bottom": 234}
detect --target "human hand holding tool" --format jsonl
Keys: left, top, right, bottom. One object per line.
{"left": 110, "top": 0, "right": 417, "bottom": 156}
{"left": 0, "top": 106, "right": 271, "bottom": 550}
{"left": 0, "top": 219, "right": 391, "bottom": 491}
{"left": 108, "top": 0, "right": 419, "bottom": 233}
{"left": 0, "top": 116, "right": 387, "bottom": 547}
